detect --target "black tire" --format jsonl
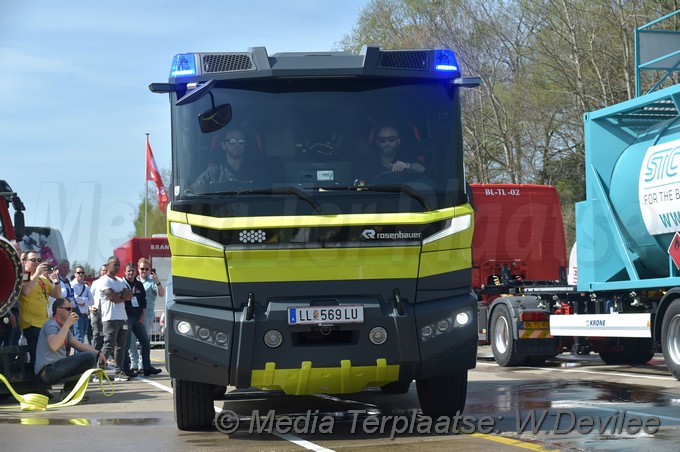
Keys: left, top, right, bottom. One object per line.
{"left": 662, "top": 300, "right": 680, "bottom": 380}
{"left": 524, "top": 355, "right": 547, "bottom": 366}
{"left": 490, "top": 305, "right": 526, "bottom": 366}
{"left": 380, "top": 379, "right": 412, "bottom": 394}
{"left": 598, "top": 349, "right": 628, "bottom": 365}
{"left": 599, "top": 338, "right": 654, "bottom": 365}
{"left": 416, "top": 371, "right": 467, "bottom": 418}
{"left": 633, "top": 338, "right": 655, "bottom": 364}
{"left": 174, "top": 378, "right": 215, "bottom": 431}
{"left": 213, "top": 385, "right": 228, "bottom": 399}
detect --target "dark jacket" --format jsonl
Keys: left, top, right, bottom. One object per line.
{"left": 122, "top": 277, "right": 147, "bottom": 317}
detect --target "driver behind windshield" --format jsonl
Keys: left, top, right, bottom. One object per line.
{"left": 190, "top": 129, "right": 260, "bottom": 193}
{"left": 369, "top": 125, "right": 426, "bottom": 180}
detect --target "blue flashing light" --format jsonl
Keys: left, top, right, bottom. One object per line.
{"left": 434, "top": 49, "right": 460, "bottom": 74}
{"left": 170, "top": 53, "right": 197, "bottom": 77}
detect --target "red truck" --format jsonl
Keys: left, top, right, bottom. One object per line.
{"left": 472, "top": 184, "right": 568, "bottom": 364}
{"left": 113, "top": 236, "right": 171, "bottom": 279}
{"left": 0, "top": 180, "right": 36, "bottom": 394}
{"left": 471, "top": 183, "right": 568, "bottom": 298}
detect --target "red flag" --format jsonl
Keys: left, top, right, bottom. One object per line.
{"left": 146, "top": 137, "right": 168, "bottom": 212}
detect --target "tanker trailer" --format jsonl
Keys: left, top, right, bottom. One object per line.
{"left": 480, "top": 95, "right": 680, "bottom": 369}
{"left": 482, "top": 11, "right": 680, "bottom": 374}
{"left": 549, "top": 12, "right": 680, "bottom": 375}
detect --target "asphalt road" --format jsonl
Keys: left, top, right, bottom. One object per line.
{"left": 2, "top": 347, "right": 680, "bottom": 451}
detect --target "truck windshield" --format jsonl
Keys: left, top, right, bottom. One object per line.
{"left": 171, "top": 78, "right": 465, "bottom": 215}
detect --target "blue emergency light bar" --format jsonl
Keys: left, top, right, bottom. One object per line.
{"left": 434, "top": 49, "right": 459, "bottom": 72}
{"left": 167, "top": 47, "right": 462, "bottom": 79}
{"left": 170, "top": 54, "right": 197, "bottom": 77}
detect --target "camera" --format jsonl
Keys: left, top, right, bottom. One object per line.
{"left": 152, "top": 268, "right": 156, "bottom": 274}
{"left": 45, "top": 265, "right": 54, "bottom": 271}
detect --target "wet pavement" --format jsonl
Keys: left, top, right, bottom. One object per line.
{"left": 1, "top": 348, "right": 680, "bottom": 451}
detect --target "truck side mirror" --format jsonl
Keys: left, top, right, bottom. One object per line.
{"left": 198, "top": 104, "right": 232, "bottom": 133}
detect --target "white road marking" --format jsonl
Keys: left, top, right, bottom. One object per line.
{"left": 138, "top": 377, "right": 335, "bottom": 452}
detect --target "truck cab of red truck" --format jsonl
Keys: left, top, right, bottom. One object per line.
{"left": 0, "top": 180, "right": 40, "bottom": 395}
{"left": 470, "top": 183, "right": 567, "bottom": 302}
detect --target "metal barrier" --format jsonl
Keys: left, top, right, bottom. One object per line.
{"left": 149, "top": 310, "right": 165, "bottom": 348}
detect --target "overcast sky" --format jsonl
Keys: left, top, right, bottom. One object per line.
{"left": 0, "top": 0, "right": 369, "bottom": 267}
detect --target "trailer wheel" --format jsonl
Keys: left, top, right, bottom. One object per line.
{"left": 662, "top": 300, "right": 680, "bottom": 380}
{"left": 598, "top": 349, "right": 629, "bottom": 365}
{"left": 416, "top": 371, "right": 467, "bottom": 418}
{"left": 633, "top": 339, "right": 655, "bottom": 364}
{"left": 174, "top": 378, "right": 215, "bottom": 431}
{"left": 600, "top": 338, "right": 654, "bottom": 365}
{"left": 490, "top": 305, "right": 526, "bottom": 366}
{"left": 380, "top": 378, "right": 412, "bottom": 394}
{"left": 525, "top": 356, "right": 547, "bottom": 366}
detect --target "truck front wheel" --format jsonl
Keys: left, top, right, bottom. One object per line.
{"left": 174, "top": 378, "right": 215, "bottom": 431}
{"left": 662, "top": 300, "right": 680, "bottom": 380}
{"left": 490, "top": 305, "right": 526, "bottom": 366}
{"left": 416, "top": 371, "right": 467, "bottom": 418}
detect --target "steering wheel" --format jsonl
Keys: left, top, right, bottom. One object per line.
{"left": 371, "top": 168, "right": 419, "bottom": 184}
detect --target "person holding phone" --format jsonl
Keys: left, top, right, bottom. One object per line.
{"left": 50, "top": 259, "right": 75, "bottom": 322}
{"left": 18, "top": 251, "right": 61, "bottom": 370}
{"left": 131, "top": 258, "right": 164, "bottom": 373}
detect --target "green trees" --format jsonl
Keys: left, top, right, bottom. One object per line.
{"left": 340, "top": 0, "right": 680, "bottom": 246}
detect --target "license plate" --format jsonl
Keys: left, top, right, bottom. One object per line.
{"left": 288, "top": 306, "right": 364, "bottom": 325}
{"left": 522, "top": 321, "right": 549, "bottom": 329}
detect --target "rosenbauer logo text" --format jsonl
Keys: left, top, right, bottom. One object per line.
{"left": 361, "top": 229, "right": 421, "bottom": 240}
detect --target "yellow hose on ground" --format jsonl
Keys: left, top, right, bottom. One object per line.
{"left": 0, "top": 368, "right": 114, "bottom": 411}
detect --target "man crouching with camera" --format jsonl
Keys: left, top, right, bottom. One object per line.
{"left": 35, "top": 298, "right": 107, "bottom": 401}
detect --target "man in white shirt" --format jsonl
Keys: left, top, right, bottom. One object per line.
{"left": 99, "top": 256, "right": 134, "bottom": 381}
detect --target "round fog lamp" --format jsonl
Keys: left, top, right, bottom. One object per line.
{"left": 456, "top": 312, "right": 470, "bottom": 326}
{"left": 421, "top": 325, "right": 434, "bottom": 338}
{"left": 176, "top": 321, "right": 191, "bottom": 335}
{"left": 264, "top": 330, "right": 283, "bottom": 348}
{"left": 437, "top": 319, "right": 450, "bottom": 332}
{"left": 369, "top": 326, "right": 388, "bottom": 345}
{"left": 215, "top": 332, "right": 229, "bottom": 345}
{"left": 197, "top": 327, "right": 211, "bottom": 341}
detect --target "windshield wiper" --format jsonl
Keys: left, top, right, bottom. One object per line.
{"left": 322, "top": 184, "right": 433, "bottom": 211}
{"left": 185, "top": 186, "right": 322, "bottom": 213}
{"left": 237, "top": 186, "right": 323, "bottom": 213}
